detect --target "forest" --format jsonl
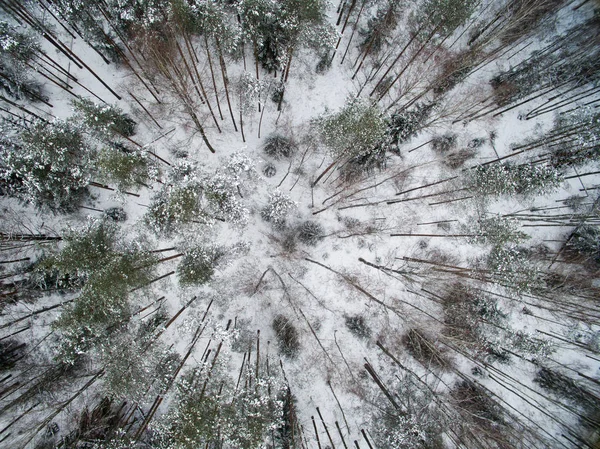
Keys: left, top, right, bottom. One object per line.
{"left": 0, "top": 0, "right": 599, "bottom": 448}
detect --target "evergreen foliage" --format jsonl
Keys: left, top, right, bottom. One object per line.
{"left": 0, "top": 120, "right": 92, "bottom": 212}
{"left": 487, "top": 245, "right": 545, "bottom": 294}
{"left": 0, "top": 21, "right": 44, "bottom": 101}
{"left": 315, "top": 99, "right": 386, "bottom": 158}
{"left": 371, "top": 374, "right": 446, "bottom": 448}
{"left": 385, "top": 103, "right": 435, "bottom": 152}
{"left": 263, "top": 134, "right": 297, "bottom": 160}
{"left": 296, "top": 220, "right": 324, "bottom": 246}
{"left": 72, "top": 98, "right": 137, "bottom": 138}
{"left": 415, "top": 0, "right": 477, "bottom": 37}
{"left": 177, "top": 245, "right": 223, "bottom": 286}
{"left": 42, "top": 220, "right": 156, "bottom": 364}
{"left": 467, "top": 215, "right": 529, "bottom": 246}
{"left": 146, "top": 183, "right": 205, "bottom": 235}
{"left": 345, "top": 315, "right": 371, "bottom": 339}
{"left": 272, "top": 314, "right": 300, "bottom": 358}
{"left": 470, "top": 162, "right": 563, "bottom": 197}
{"left": 566, "top": 225, "right": 600, "bottom": 266}
{"left": 97, "top": 148, "right": 157, "bottom": 191}
{"left": 261, "top": 189, "right": 296, "bottom": 228}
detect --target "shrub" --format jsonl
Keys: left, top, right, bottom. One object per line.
{"left": 431, "top": 134, "right": 457, "bottom": 154}
{"left": 261, "top": 190, "right": 296, "bottom": 228}
{"left": 104, "top": 207, "right": 127, "bottom": 222}
{"left": 263, "top": 162, "right": 277, "bottom": 177}
{"left": 402, "top": 329, "right": 448, "bottom": 369}
{"left": 297, "top": 221, "right": 324, "bottom": 246}
{"left": 263, "top": 134, "right": 297, "bottom": 160}
{"left": 272, "top": 315, "right": 300, "bottom": 358}
{"left": 345, "top": 315, "right": 371, "bottom": 339}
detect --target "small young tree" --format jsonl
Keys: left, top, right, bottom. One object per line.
{"left": 296, "top": 220, "right": 325, "bottom": 246}
{"left": 385, "top": 102, "right": 435, "bottom": 152}
{"left": 262, "top": 134, "right": 297, "bottom": 160}
{"left": 565, "top": 225, "right": 600, "bottom": 267}
{"left": 370, "top": 373, "right": 446, "bottom": 449}
{"left": 177, "top": 245, "right": 224, "bottom": 286}
{"left": 315, "top": 99, "right": 386, "bottom": 160}
{"left": 272, "top": 314, "right": 300, "bottom": 358}
{"left": 261, "top": 190, "right": 296, "bottom": 228}
{"left": 314, "top": 99, "right": 387, "bottom": 180}
{"left": 201, "top": 152, "right": 259, "bottom": 227}
{"left": 0, "top": 120, "right": 92, "bottom": 212}
{"left": 99, "top": 333, "right": 180, "bottom": 401}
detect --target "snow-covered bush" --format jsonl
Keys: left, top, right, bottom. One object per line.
{"left": 0, "top": 119, "right": 92, "bottom": 212}
{"left": 297, "top": 220, "right": 324, "bottom": 246}
{"left": 345, "top": 315, "right": 371, "bottom": 339}
{"left": 261, "top": 190, "right": 296, "bottom": 228}
{"left": 272, "top": 314, "right": 300, "bottom": 358}
{"left": 262, "top": 134, "right": 297, "bottom": 160}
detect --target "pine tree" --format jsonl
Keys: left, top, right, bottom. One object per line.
{"left": 0, "top": 119, "right": 92, "bottom": 212}
{"left": 0, "top": 21, "right": 44, "bottom": 102}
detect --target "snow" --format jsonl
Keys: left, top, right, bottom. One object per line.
{"left": 0, "top": 0, "right": 599, "bottom": 448}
